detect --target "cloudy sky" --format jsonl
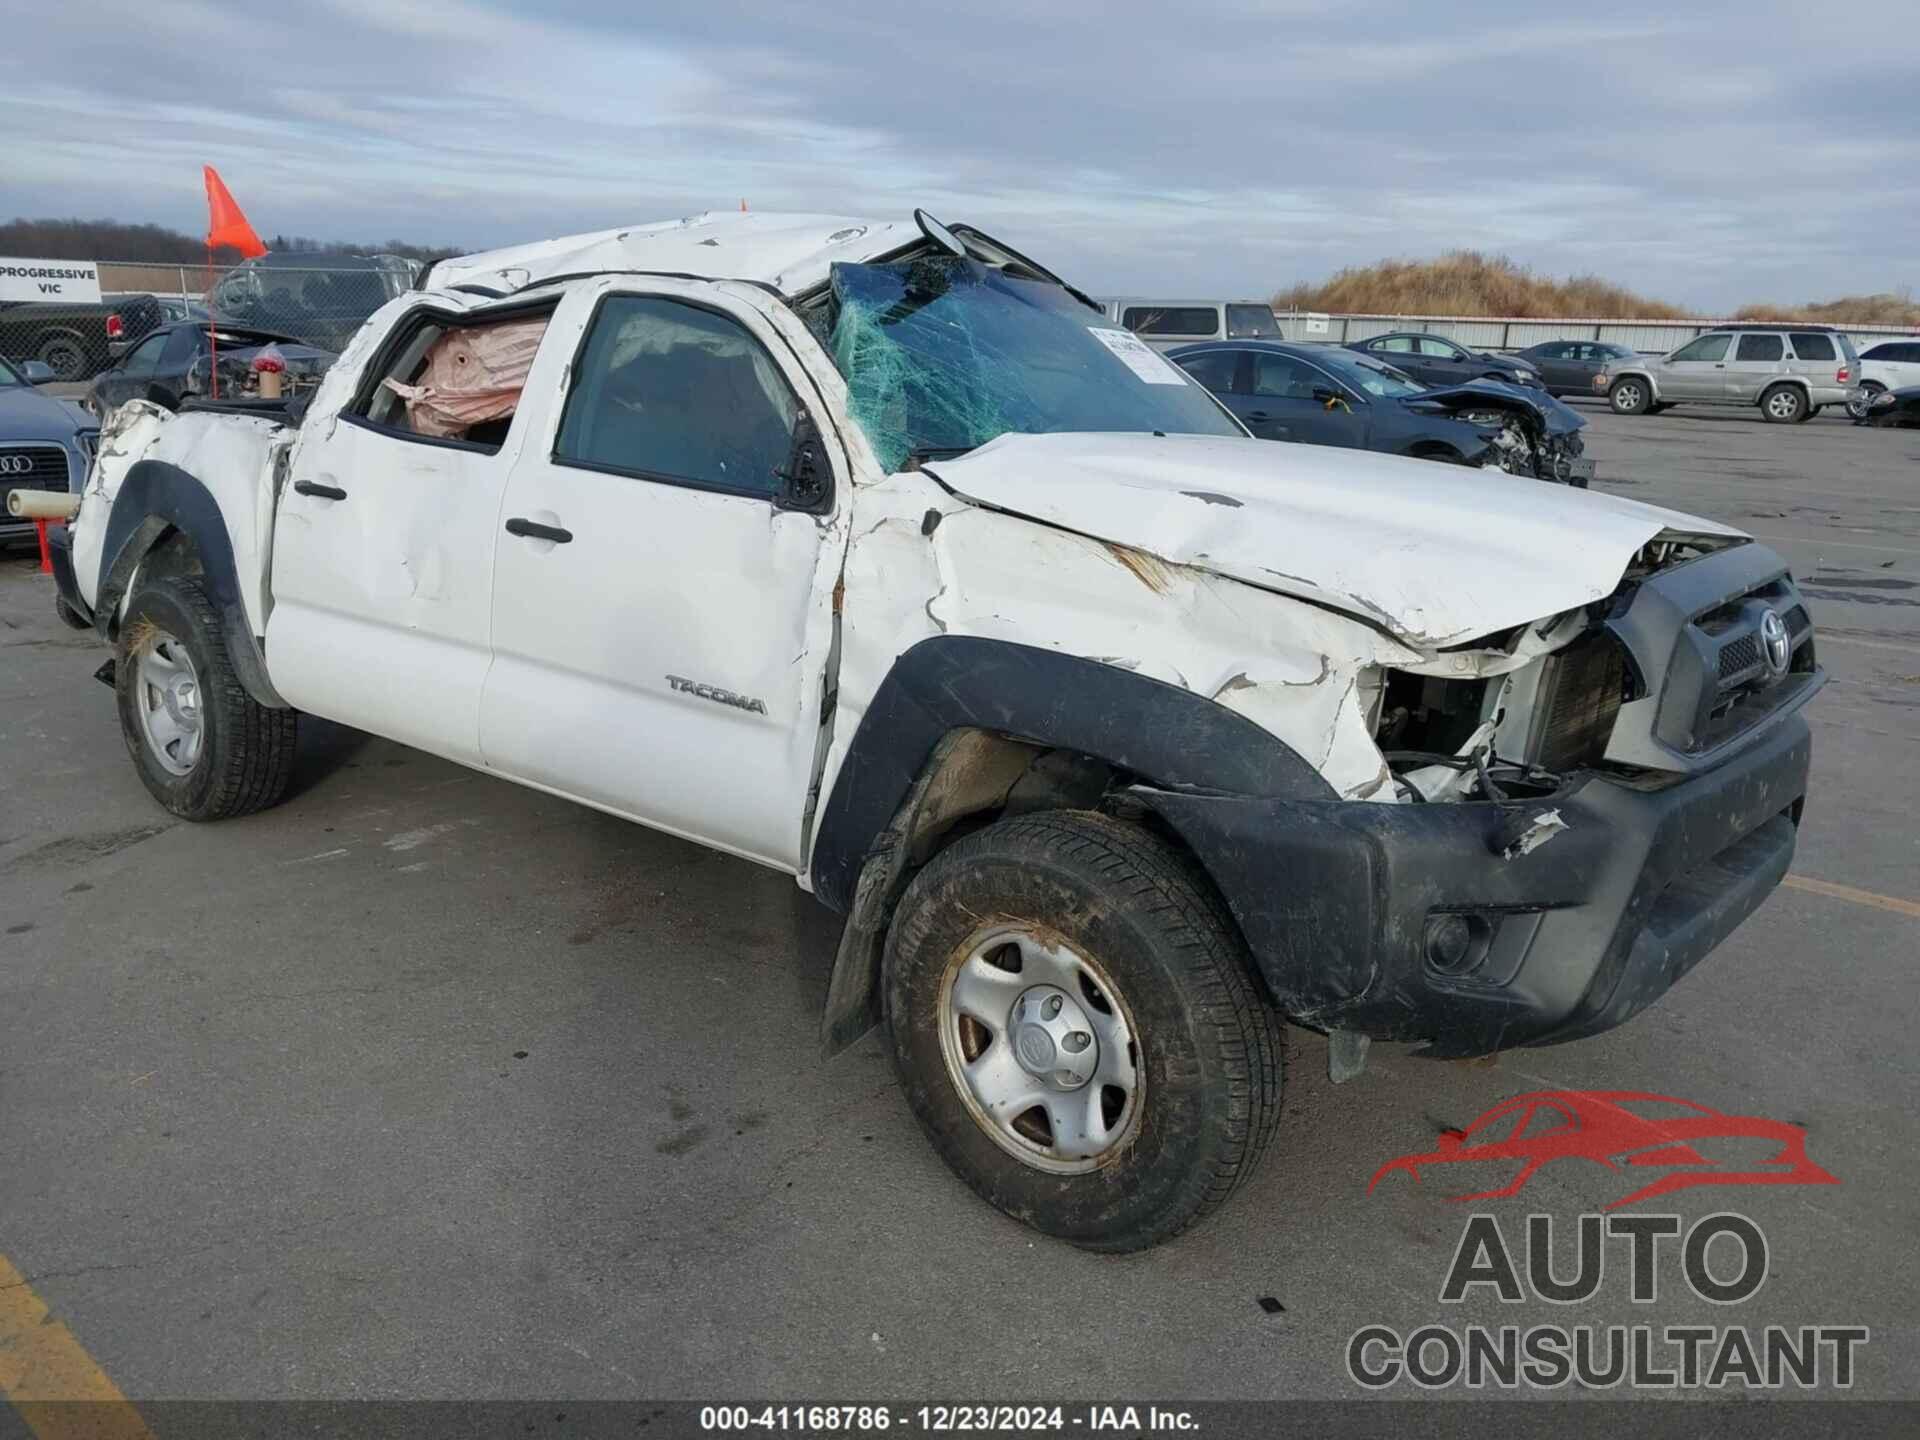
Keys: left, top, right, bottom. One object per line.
{"left": 5, "top": 1, "right": 1914, "bottom": 309}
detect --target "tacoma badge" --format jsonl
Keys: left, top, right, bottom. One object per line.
{"left": 666, "top": 674, "right": 768, "bottom": 715}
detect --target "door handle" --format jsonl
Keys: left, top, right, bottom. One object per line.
{"left": 293, "top": 480, "right": 347, "bottom": 500}
{"left": 505, "top": 517, "right": 573, "bottom": 544}
{"left": 1246, "top": 410, "right": 1274, "bottom": 421}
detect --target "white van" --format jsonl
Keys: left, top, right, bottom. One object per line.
{"left": 1099, "top": 298, "right": 1282, "bottom": 351}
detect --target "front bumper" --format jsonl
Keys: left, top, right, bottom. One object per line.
{"left": 1137, "top": 711, "right": 1812, "bottom": 1057}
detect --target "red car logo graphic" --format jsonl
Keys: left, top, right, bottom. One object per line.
{"left": 1368, "top": 1090, "right": 1837, "bottom": 1209}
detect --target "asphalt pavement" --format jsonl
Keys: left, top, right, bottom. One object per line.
{"left": 2, "top": 403, "right": 1916, "bottom": 1412}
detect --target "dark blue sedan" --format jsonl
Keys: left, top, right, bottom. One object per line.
{"left": 1169, "top": 340, "right": 1593, "bottom": 485}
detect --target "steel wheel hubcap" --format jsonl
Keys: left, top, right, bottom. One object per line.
{"left": 1769, "top": 392, "right": 1796, "bottom": 417}
{"left": 938, "top": 925, "right": 1142, "bottom": 1174}
{"left": 134, "top": 630, "right": 205, "bottom": 776}
{"left": 1617, "top": 384, "right": 1641, "bottom": 408}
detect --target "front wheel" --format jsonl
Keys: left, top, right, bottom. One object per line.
{"left": 884, "top": 811, "right": 1284, "bottom": 1252}
{"left": 1848, "top": 383, "right": 1885, "bottom": 421}
{"left": 115, "top": 575, "right": 298, "bottom": 820}
{"left": 1761, "top": 384, "right": 1807, "bottom": 424}
{"left": 1609, "top": 377, "right": 1651, "bottom": 414}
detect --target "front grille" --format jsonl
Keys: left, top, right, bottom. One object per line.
{"left": 1717, "top": 634, "right": 1760, "bottom": 677}
{"left": 0, "top": 444, "right": 71, "bottom": 489}
{"left": 1525, "top": 632, "right": 1626, "bottom": 772}
{"left": 0, "top": 444, "right": 72, "bottom": 523}
{"left": 1663, "top": 580, "right": 1818, "bottom": 756}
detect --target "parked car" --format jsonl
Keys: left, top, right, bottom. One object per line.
{"left": 1849, "top": 339, "right": 1920, "bottom": 419}
{"left": 1600, "top": 324, "right": 1861, "bottom": 423}
{"left": 0, "top": 293, "right": 166, "bottom": 381}
{"left": 1860, "top": 385, "right": 1920, "bottom": 428}
{"left": 1100, "top": 297, "right": 1283, "bottom": 350}
{"left": 1169, "top": 340, "right": 1593, "bottom": 483}
{"left": 209, "top": 251, "right": 419, "bottom": 352}
{"left": 55, "top": 208, "right": 1824, "bottom": 1252}
{"left": 1512, "top": 340, "right": 1641, "bottom": 397}
{"left": 1, "top": 355, "right": 97, "bottom": 550}
{"left": 86, "top": 321, "right": 336, "bottom": 415}
{"left": 1345, "top": 331, "right": 1544, "bottom": 389}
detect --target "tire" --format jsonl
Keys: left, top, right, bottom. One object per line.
{"left": 1760, "top": 384, "right": 1806, "bottom": 424}
{"left": 884, "top": 810, "right": 1284, "bottom": 1252}
{"left": 36, "top": 332, "right": 90, "bottom": 383}
{"left": 1647, "top": 402, "right": 1674, "bottom": 414}
{"left": 115, "top": 575, "right": 298, "bottom": 820}
{"left": 1609, "top": 377, "right": 1651, "bottom": 415}
{"left": 1803, "top": 405, "right": 1821, "bottom": 421}
{"left": 1848, "top": 383, "right": 1885, "bottom": 421}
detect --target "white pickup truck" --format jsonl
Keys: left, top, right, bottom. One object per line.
{"left": 53, "top": 210, "right": 1825, "bottom": 1250}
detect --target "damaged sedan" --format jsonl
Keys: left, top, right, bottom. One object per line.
{"left": 1172, "top": 339, "right": 1593, "bottom": 483}
{"left": 51, "top": 208, "right": 1822, "bottom": 1252}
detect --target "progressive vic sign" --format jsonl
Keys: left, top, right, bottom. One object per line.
{"left": 0, "top": 257, "right": 103, "bottom": 304}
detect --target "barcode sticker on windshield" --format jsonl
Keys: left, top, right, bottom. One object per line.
{"left": 1089, "top": 327, "right": 1190, "bottom": 385}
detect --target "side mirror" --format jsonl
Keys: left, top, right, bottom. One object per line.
{"left": 775, "top": 414, "right": 830, "bottom": 512}
{"left": 20, "top": 360, "right": 55, "bottom": 385}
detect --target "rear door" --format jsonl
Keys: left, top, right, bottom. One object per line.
{"left": 1365, "top": 335, "right": 1428, "bottom": 383}
{"left": 1530, "top": 342, "right": 1576, "bottom": 391}
{"left": 479, "top": 280, "right": 846, "bottom": 871}
{"left": 1724, "top": 331, "right": 1786, "bottom": 401}
{"left": 1657, "top": 333, "right": 1731, "bottom": 399}
{"left": 266, "top": 296, "right": 559, "bottom": 765}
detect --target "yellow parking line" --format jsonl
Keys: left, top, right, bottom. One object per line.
{"left": 0, "top": 1254, "right": 154, "bottom": 1440}
{"left": 1784, "top": 873, "right": 1920, "bottom": 920}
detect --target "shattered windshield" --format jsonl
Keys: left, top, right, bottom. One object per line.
{"left": 825, "top": 256, "right": 1243, "bottom": 472}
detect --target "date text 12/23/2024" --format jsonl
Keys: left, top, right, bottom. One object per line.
{"left": 699, "top": 1405, "right": 1199, "bottom": 1433}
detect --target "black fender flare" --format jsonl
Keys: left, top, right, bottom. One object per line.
{"left": 95, "top": 459, "right": 288, "bottom": 709}
{"left": 809, "top": 635, "right": 1334, "bottom": 1052}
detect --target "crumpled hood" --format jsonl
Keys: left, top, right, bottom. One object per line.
{"left": 924, "top": 431, "right": 1744, "bottom": 647}
{"left": 1401, "top": 378, "right": 1583, "bottom": 436}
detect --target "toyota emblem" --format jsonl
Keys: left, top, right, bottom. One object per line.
{"left": 0, "top": 454, "right": 33, "bottom": 476}
{"left": 1759, "top": 608, "right": 1791, "bottom": 676}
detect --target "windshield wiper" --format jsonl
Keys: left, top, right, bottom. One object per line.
{"left": 904, "top": 444, "right": 976, "bottom": 469}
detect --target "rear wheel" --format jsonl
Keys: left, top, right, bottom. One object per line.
{"left": 1609, "top": 377, "right": 1650, "bottom": 415}
{"left": 36, "top": 332, "right": 89, "bottom": 382}
{"left": 1760, "top": 384, "right": 1806, "bottom": 424}
{"left": 115, "top": 575, "right": 298, "bottom": 820}
{"left": 884, "top": 811, "right": 1284, "bottom": 1252}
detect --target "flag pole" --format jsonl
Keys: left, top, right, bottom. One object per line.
{"left": 205, "top": 242, "right": 218, "bottom": 399}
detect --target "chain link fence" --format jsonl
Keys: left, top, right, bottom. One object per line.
{"left": 1, "top": 256, "right": 417, "bottom": 387}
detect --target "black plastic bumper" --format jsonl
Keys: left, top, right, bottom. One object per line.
{"left": 46, "top": 523, "right": 96, "bottom": 628}
{"left": 1137, "top": 712, "right": 1812, "bottom": 1057}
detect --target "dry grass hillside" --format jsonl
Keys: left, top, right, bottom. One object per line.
{"left": 1273, "top": 252, "right": 1688, "bottom": 320}
{"left": 1733, "top": 293, "right": 1920, "bottom": 327}
{"left": 1274, "top": 251, "right": 1919, "bottom": 325}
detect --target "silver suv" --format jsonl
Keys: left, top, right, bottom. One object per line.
{"left": 1601, "top": 325, "right": 1861, "bottom": 423}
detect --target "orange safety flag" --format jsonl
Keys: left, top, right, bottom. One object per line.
{"left": 203, "top": 166, "right": 267, "bottom": 258}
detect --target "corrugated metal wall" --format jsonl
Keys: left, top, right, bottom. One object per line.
{"left": 1272, "top": 312, "right": 1920, "bottom": 355}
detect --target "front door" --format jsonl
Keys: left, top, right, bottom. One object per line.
{"left": 480, "top": 282, "right": 845, "bottom": 871}
{"left": 1658, "top": 333, "right": 1732, "bottom": 399}
{"left": 1242, "top": 351, "right": 1362, "bottom": 447}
